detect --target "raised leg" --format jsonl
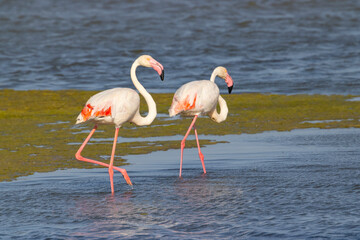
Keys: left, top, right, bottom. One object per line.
{"left": 180, "top": 115, "right": 199, "bottom": 177}
{"left": 75, "top": 125, "right": 133, "bottom": 190}
{"left": 193, "top": 124, "right": 206, "bottom": 174}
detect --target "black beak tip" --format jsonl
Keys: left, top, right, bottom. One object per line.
{"left": 228, "top": 85, "right": 233, "bottom": 94}
{"left": 160, "top": 70, "right": 164, "bottom": 81}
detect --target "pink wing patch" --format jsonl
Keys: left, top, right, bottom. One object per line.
{"left": 174, "top": 94, "right": 197, "bottom": 113}
{"left": 81, "top": 104, "right": 112, "bottom": 121}
{"left": 94, "top": 106, "right": 112, "bottom": 117}
{"left": 81, "top": 104, "right": 94, "bottom": 121}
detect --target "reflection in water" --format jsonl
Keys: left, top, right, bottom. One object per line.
{"left": 170, "top": 176, "right": 244, "bottom": 235}
{"left": 70, "top": 191, "right": 140, "bottom": 238}
{"left": 66, "top": 173, "right": 245, "bottom": 238}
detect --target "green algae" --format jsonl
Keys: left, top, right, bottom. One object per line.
{"left": 1, "top": 89, "right": 359, "bottom": 182}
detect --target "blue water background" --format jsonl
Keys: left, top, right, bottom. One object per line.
{"left": 1, "top": 128, "right": 360, "bottom": 239}
{"left": 0, "top": 0, "right": 360, "bottom": 94}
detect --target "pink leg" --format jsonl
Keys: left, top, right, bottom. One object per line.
{"left": 180, "top": 115, "right": 198, "bottom": 177}
{"left": 194, "top": 124, "right": 206, "bottom": 174}
{"left": 75, "top": 125, "right": 133, "bottom": 191}
{"left": 108, "top": 128, "right": 119, "bottom": 194}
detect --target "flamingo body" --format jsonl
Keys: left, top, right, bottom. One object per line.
{"left": 76, "top": 88, "right": 140, "bottom": 127}
{"left": 169, "top": 80, "right": 219, "bottom": 117}
{"left": 169, "top": 66, "right": 233, "bottom": 177}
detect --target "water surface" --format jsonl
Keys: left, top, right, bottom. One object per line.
{"left": 1, "top": 128, "right": 359, "bottom": 239}
{"left": 1, "top": 0, "right": 360, "bottom": 94}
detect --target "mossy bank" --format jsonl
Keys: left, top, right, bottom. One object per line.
{"left": 1, "top": 89, "right": 359, "bottom": 181}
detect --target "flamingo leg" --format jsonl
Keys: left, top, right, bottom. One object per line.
{"left": 180, "top": 115, "right": 199, "bottom": 177}
{"left": 75, "top": 125, "right": 133, "bottom": 191}
{"left": 108, "top": 128, "right": 119, "bottom": 194}
{"left": 193, "top": 123, "right": 206, "bottom": 174}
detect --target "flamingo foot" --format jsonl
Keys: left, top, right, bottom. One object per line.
{"left": 110, "top": 166, "right": 133, "bottom": 186}
{"left": 76, "top": 125, "right": 133, "bottom": 192}
{"left": 120, "top": 169, "right": 133, "bottom": 186}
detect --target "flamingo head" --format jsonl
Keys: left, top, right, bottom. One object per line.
{"left": 138, "top": 55, "right": 164, "bottom": 81}
{"left": 216, "top": 66, "right": 234, "bottom": 94}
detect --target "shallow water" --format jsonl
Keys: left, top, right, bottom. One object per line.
{"left": 1, "top": 128, "right": 359, "bottom": 239}
{"left": 1, "top": 0, "right": 360, "bottom": 94}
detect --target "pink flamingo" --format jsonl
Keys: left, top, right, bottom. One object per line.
{"left": 75, "top": 55, "right": 164, "bottom": 194}
{"left": 169, "top": 66, "right": 233, "bottom": 177}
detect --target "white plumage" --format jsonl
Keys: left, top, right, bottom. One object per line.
{"left": 76, "top": 88, "right": 140, "bottom": 127}
{"left": 169, "top": 80, "right": 220, "bottom": 117}
{"left": 75, "top": 55, "right": 164, "bottom": 194}
{"left": 168, "top": 66, "right": 234, "bottom": 177}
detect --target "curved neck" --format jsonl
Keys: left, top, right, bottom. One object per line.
{"left": 210, "top": 95, "right": 228, "bottom": 123}
{"left": 210, "top": 70, "right": 217, "bottom": 83}
{"left": 130, "top": 60, "right": 157, "bottom": 126}
{"left": 210, "top": 67, "right": 222, "bottom": 83}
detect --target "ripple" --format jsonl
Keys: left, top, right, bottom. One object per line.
{"left": 2, "top": 129, "right": 360, "bottom": 238}
{"left": 0, "top": 0, "right": 359, "bottom": 94}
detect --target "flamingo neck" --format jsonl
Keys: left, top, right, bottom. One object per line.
{"left": 130, "top": 60, "right": 157, "bottom": 126}
{"left": 210, "top": 95, "right": 228, "bottom": 123}
{"left": 209, "top": 68, "right": 228, "bottom": 122}
{"left": 210, "top": 68, "right": 219, "bottom": 83}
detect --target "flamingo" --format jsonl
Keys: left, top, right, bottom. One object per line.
{"left": 169, "top": 66, "right": 233, "bottom": 177}
{"left": 75, "top": 55, "right": 164, "bottom": 194}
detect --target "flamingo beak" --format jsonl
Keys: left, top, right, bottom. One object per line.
{"left": 228, "top": 85, "right": 233, "bottom": 94}
{"left": 150, "top": 59, "right": 164, "bottom": 81}
{"left": 160, "top": 70, "right": 164, "bottom": 81}
{"left": 225, "top": 73, "right": 234, "bottom": 94}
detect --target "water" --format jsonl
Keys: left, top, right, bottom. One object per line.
{"left": 1, "top": 128, "right": 359, "bottom": 239}
{"left": 1, "top": 0, "right": 360, "bottom": 94}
